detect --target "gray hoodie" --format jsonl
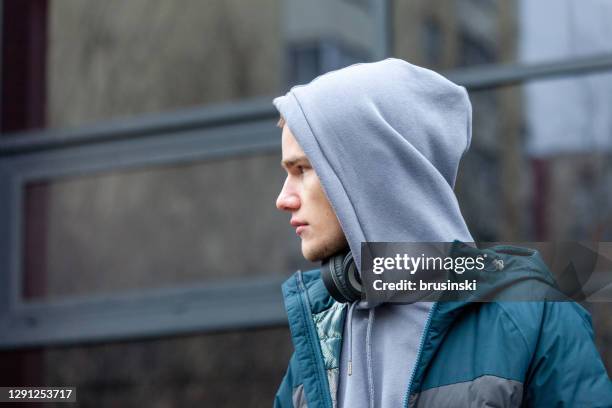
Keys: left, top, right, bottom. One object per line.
{"left": 273, "top": 58, "right": 474, "bottom": 408}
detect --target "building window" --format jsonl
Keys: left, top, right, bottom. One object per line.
{"left": 286, "top": 40, "right": 370, "bottom": 86}
{"left": 458, "top": 29, "right": 497, "bottom": 67}
{"left": 422, "top": 17, "right": 443, "bottom": 67}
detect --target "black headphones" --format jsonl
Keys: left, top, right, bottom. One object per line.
{"left": 321, "top": 251, "right": 363, "bottom": 303}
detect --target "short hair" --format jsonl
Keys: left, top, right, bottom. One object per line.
{"left": 277, "top": 115, "right": 286, "bottom": 128}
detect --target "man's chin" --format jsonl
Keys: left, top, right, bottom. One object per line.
{"left": 301, "top": 242, "right": 326, "bottom": 262}
{"left": 301, "top": 248, "right": 323, "bottom": 262}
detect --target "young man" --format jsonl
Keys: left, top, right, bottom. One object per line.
{"left": 272, "top": 58, "right": 612, "bottom": 407}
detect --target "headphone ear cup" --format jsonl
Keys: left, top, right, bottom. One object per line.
{"left": 343, "top": 253, "right": 362, "bottom": 295}
{"left": 321, "top": 251, "right": 362, "bottom": 303}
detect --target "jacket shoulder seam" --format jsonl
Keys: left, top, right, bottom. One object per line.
{"left": 491, "top": 302, "right": 531, "bottom": 355}
{"left": 419, "top": 372, "right": 524, "bottom": 392}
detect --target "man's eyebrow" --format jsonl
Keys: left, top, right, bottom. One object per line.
{"left": 281, "top": 156, "right": 309, "bottom": 168}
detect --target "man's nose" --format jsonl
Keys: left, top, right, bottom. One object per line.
{"left": 276, "top": 182, "right": 300, "bottom": 211}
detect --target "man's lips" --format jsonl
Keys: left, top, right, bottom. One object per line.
{"left": 290, "top": 219, "right": 308, "bottom": 236}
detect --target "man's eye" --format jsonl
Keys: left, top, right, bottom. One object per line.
{"left": 297, "top": 165, "right": 304, "bottom": 174}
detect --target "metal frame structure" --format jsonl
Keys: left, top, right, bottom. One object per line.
{"left": 1, "top": 54, "right": 612, "bottom": 350}
{"left": 0, "top": 98, "right": 284, "bottom": 349}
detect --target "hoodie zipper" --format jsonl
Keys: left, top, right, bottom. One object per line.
{"left": 296, "top": 270, "right": 334, "bottom": 408}
{"left": 402, "top": 302, "right": 438, "bottom": 408}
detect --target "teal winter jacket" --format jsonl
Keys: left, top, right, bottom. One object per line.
{"left": 274, "top": 244, "right": 612, "bottom": 407}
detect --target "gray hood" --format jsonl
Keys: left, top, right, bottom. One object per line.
{"left": 273, "top": 58, "right": 474, "bottom": 274}
{"left": 273, "top": 58, "right": 475, "bottom": 408}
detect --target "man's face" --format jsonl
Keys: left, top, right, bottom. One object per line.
{"left": 276, "top": 124, "right": 348, "bottom": 262}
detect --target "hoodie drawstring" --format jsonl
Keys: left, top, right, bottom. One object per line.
{"left": 366, "top": 307, "right": 376, "bottom": 408}
{"left": 347, "top": 300, "right": 375, "bottom": 408}
{"left": 347, "top": 300, "right": 357, "bottom": 376}
{"left": 346, "top": 301, "right": 376, "bottom": 408}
